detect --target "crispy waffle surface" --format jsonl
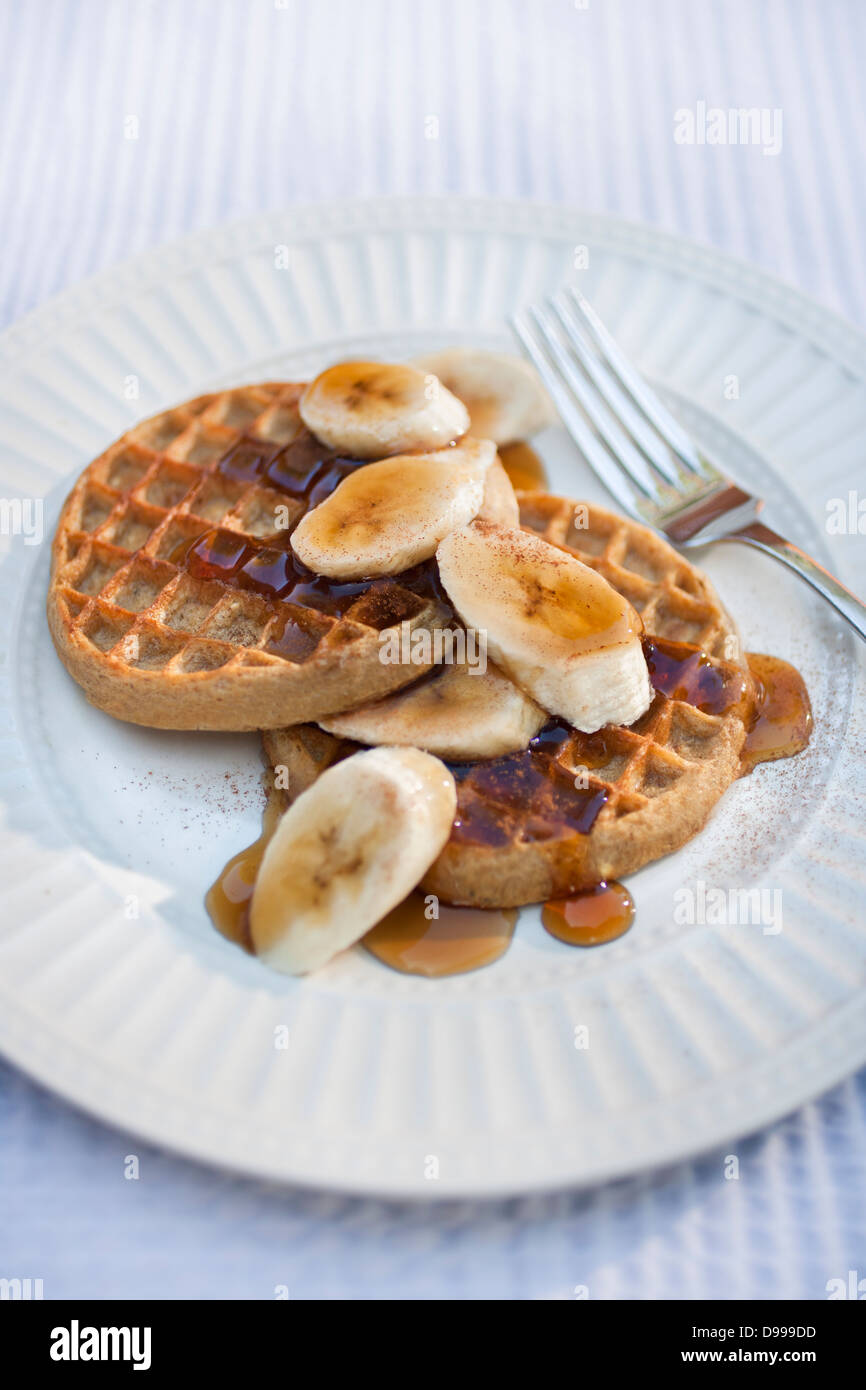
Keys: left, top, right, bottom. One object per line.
{"left": 263, "top": 496, "right": 754, "bottom": 908}
{"left": 48, "top": 384, "right": 447, "bottom": 730}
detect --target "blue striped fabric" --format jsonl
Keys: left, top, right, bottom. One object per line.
{"left": 1, "top": 0, "right": 865, "bottom": 329}
{"left": 0, "top": 0, "right": 864, "bottom": 1300}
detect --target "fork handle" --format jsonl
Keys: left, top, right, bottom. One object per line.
{"left": 722, "top": 521, "right": 866, "bottom": 644}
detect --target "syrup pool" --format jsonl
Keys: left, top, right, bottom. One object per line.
{"left": 542, "top": 881, "right": 635, "bottom": 946}
{"left": 363, "top": 893, "right": 517, "bottom": 977}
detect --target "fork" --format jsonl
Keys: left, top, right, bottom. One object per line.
{"left": 511, "top": 287, "right": 866, "bottom": 643}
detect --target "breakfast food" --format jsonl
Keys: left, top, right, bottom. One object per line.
{"left": 47, "top": 349, "right": 812, "bottom": 977}
{"left": 299, "top": 360, "right": 469, "bottom": 457}
{"left": 291, "top": 440, "right": 496, "bottom": 578}
{"left": 47, "top": 382, "right": 452, "bottom": 729}
{"left": 411, "top": 348, "right": 554, "bottom": 444}
{"left": 262, "top": 498, "right": 760, "bottom": 911}
{"left": 319, "top": 660, "right": 547, "bottom": 760}
{"left": 437, "top": 520, "right": 653, "bottom": 732}
{"left": 517, "top": 492, "right": 739, "bottom": 657}
{"left": 250, "top": 746, "right": 456, "bottom": 974}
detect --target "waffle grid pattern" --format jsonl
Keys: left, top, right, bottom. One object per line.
{"left": 50, "top": 385, "right": 430, "bottom": 686}
{"left": 518, "top": 492, "right": 734, "bottom": 657}
{"left": 452, "top": 690, "right": 737, "bottom": 851}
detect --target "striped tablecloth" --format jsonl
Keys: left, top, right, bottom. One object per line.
{"left": 1, "top": 0, "right": 864, "bottom": 1300}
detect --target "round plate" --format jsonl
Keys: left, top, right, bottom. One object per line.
{"left": 0, "top": 199, "right": 864, "bottom": 1198}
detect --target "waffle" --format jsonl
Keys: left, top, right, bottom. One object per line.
{"left": 47, "top": 384, "right": 447, "bottom": 730}
{"left": 262, "top": 497, "right": 755, "bottom": 907}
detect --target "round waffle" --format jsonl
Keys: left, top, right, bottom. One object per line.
{"left": 47, "top": 384, "right": 448, "bottom": 730}
{"left": 261, "top": 497, "right": 754, "bottom": 907}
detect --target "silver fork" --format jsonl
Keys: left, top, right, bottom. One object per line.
{"left": 511, "top": 287, "right": 866, "bottom": 643}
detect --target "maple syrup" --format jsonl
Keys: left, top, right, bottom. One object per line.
{"left": 217, "top": 437, "right": 284, "bottom": 484}
{"left": 265, "top": 441, "right": 363, "bottom": 508}
{"left": 542, "top": 881, "right": 634, "bottom": 946}
{"left": 205, "top": 786, "right": 284, "bottom": 952}
{"left": 215, "top": 429, "right": 363, "bottom": 503}
{"left": 498, "top": 441, "right": 549, "bottom": 492}
{"left": 167, "top": 426, "right": 381, "bottom": 613}
{"left": 448, "top": 719, "right": 608, "bottom": 849}
{"left": 364, "top": 892, "right": 517, "bottom": 977}
{"left": 173, "top": 525, "right": 253, "bottom": 579}
{"left": 643, "top": 636, "right": 751, "bottom": 717}
{"left": 171, "top": 530, "right": 448, "bottom": 623}
{"left": 170, "top": 526, "right": 366, "bottom": 614}
{"left": 742, "top": 653, "right": 812, "bottom": 773}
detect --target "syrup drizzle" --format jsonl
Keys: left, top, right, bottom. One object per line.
{"left": 742, "top": 653, "right": 812, "bottom": 773}
{"left": 167, "top": 429, "right": 384, "bottom": 614}
{"left": 448, "top": 720, "right": 609, "bottom": 849}
{"left": 203, "top": 420, "right": 813, "bottom": 973}
{"left": 364, "top": 894, "right": 517, "bottom": 977}
{"left": 206, "top": 786, "right": 284, "bottom": 952}
{"left": 498, "top": 441, "right": 549, "bottom": 492}
{"left": 542, "top": 881, "right": 634, "bottom": 947}
{"left": 171, "top": 530, "right": 446, "bottom": 624}
{"left": 643, "top": 636, "right": 751, "bottom": 717}
{"left": 171, "top": 526, "right": 376, "bottom": 615}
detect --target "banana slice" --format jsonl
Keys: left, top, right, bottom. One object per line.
{"left": 437, "top": 521, "right": 653, "bottom": 734}
{"left": 299, "top": 361, "right": 469, "bottom": 458}
{"left": 291, "top": 439, "right": 495, "bottom": 579}
{"left": 250, "top": 746, "right": 457, "bottom": 975}
{"left": 319, "top": 661, "right": 546, "bottom": 760}
{"left": 476, "top": 455, "right": 520, "bottom": 527}
{"left": 411, "top": 348, "right": 555, "bottom": 445}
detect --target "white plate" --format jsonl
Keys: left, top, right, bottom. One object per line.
{"left": 0, "top": 198, "right": 864, "bottom": 1198}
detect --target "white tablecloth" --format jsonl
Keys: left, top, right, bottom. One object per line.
{"left": 1, "top": 0, "right": 864, "bottom": 1300}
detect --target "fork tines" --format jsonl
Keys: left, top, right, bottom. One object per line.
{"left": 510, "top": 286, "right": 717, "bottom": 523}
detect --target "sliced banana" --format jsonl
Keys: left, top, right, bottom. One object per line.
{"left": 291, "top": 439, "right": 495, "bottom": 579}
{"left": 320, "top": 660, "right": 546, "bottom": 760}
{"left": 299, "top": 360, "right": 469, "bottom": 458}
{"left": 250, "top": 746, "right": 457, "bottom": 975}
{"left": 476, "top": 455, "right": 520, "bottom": 527}
{"left": 436, "top": 521, "right": 653, "bottom": 734}
{"left": 411, "top": 348, "right": 555, "bottom": 445}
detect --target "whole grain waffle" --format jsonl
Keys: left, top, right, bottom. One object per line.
{"left": 48, "top": 384, "right": 447, "bottom": 730}
{"left": 261, "top": 497, "right": 755, "bottom": 907}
